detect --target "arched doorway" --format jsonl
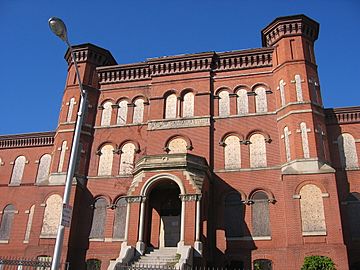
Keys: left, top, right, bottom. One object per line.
{"left": 147, "top": 180, "right": 181, "bottom": 248}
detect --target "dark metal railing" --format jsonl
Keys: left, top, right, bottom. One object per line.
{"left": 0, "top": 258, "right": 68, "bottom": 270}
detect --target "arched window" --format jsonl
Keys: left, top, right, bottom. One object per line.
{"left": 253, "top": 259, "right": 273, "bottom": 270}
{"left": 113, "top": 197, "right": 127, "bottom": 239}
{"left": 237, "top": 89, "right": 248, "bottom": 115}
{"left": 345, "top": 192, "right": 360, "bottom": 239}
{"left": 299, "top": 184, "right": 326, "bottom": 235}
{"left": 224, "top": 136, "right": 241, "bottom": 169}
{"left": 249, "top": 134, "right": 267, "bottom": 168}
{"left": 97, "top": 144, "right": 114, "bottom": 176}
{"left": 283, "top": 126, "right": 291, "bottom": 162}
{"left": 300, "top": 122, "right": 310, "bottom": 159}
{"left": 41, "top": 194, "right": 62, "bottom": 237}
{"left": 117, "top": 100, "right": 128, "bottom": 125}
{"left": 58, "top": 141, "right": 67, "bottom": 173}
{"left": 182, "top": 92, "right": 194, "bottom": 117}
{"left": 10, "top": 155, "right": 26, "bottom": 185}
{"left": 168, "top": 138, "right": 187, "bottom": 154}
{"left": 0, "top": 204, "right": 16, "bottom": 240}
{"left": 119, "top": 143, "right": 136, "bottom": 175}
{"left": 24, "top": 205, "right": 35, "bottom": 242}
{"left": 100, "top": 101, "right": 112, "bottom": 126}
{"left": 255, "top": 87, "right": 268, "bottom": 113}
{"left": 36, "top": 154, "right": 51, "bottom": 184}
{"left": 89, "top": 197, "right": 107, "bottom": 239}
{"left": 86, "top": 259, "right": 102, "bottom": 270}
{"left": 338, "top": 133, "right": 359, "bottom": 169}
{"left": 224, "top": 193, "right": 243, "bottom": 237}
{"left": 165, "top": 94, "right": 177, "bottom": 119}
{"left": 251, "top": 191, "right": 271, "bottom": 237}
{"left": 133, "top": 98, "right": 145, "bottom": 124}
{"left": 66, "top": 97, "right": 76, "bottom": 122}
{"left": 218, "top": 91, "right": 230, "bottom": 117}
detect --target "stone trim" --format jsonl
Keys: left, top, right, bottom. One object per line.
{"left": 94, "top": 123, "right": 146, "bottom": 129}
{"left": 89, "top": 238, "right": 105, "bottom": 242}
{"left": 214, "top": 111, "right": 276, "bottom": 120}
{"left": 215, "top": 165, "right": 281, "bottom": 173}
{"left": 125, "top": 196, "right": 146, "bottom": 203}
{"left": 226, "top": 236, "right": 271, "bottom": 241}
{"left": 148, "top": 116, "right": 210, "bottom": 131}
{"left": 39, "top": 234, "right": 57, "bottom": 239}
{"left": 179, "top": 194, "right": 202, "bottom": 202}
{"left": 302, "top": 231, "right": 327, "bottom": 236}
{"left": 0, "top": 240, "right": 9, "bottom": 244}
{"left": 0, "top": 132, "right": 55, "bottom": 149}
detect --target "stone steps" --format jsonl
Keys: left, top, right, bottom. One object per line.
{"left": 131, "top": 248, "right": 178, "bottom": 267}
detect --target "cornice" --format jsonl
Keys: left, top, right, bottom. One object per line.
{"left": 325, "top": 106, "right": 360, "bottom": 125}
{"left": 97, "top": 47, "right": 273, "bottom": 85}
{"left": 0, "top": 131, "right": 55, "bottom": 149}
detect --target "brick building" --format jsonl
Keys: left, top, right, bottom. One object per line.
{"left": 0, "top": 14, "right": 359, "bottom": 270}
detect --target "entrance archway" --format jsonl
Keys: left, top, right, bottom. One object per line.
{"left": 147, "top": 180, "right": 181, "bottom": 248}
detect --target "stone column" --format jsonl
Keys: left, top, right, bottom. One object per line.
{"left": 194, "top": 194, "right": 202, "bottom": 255}
{"left": 136, "top": 196, "right": 147, "bottom": 255}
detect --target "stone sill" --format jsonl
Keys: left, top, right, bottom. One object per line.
{"left": 0, "top": 240, "right": 9, "bottom": 244}
{"left": 302, "top": 231, "right": 327, "bottom": 236}
{"left": 94, "top": 123, "right": 145, "bottom": 129}
{"left": 89, "top": 238, "right": 104, "bottom": 242}
{"left": 226, "top": 236, "right": 271, "bottom": 241}
{"left": 88, "top": 175, "right": 131, "bottom": 180}
{"left": 215, "top": 166, "right": 280, "bottom": 173}
{"left": 214, "top": 112, "right": 276, "bottom": 120}
{"left": 39, "top": 235, "right": 56, "bottom": 239}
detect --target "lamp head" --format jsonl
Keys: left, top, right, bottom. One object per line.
{"left": 48, "top": 17, "right": 68, "bottom": 42}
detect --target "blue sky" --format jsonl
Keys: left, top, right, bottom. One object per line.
{"left": 0, "top": 0, "right": 359, "bottom": 135}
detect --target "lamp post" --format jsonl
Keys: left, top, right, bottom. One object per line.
{"left": 48, "top": 17, "right": 88, "bottom": 270}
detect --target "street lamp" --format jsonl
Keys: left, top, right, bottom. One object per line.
{"left": 48, "top": 17, "right": 88, "bottom": 270}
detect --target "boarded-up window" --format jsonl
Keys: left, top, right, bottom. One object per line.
{"left": 58, "top": 141, "right": 67, "bottom": 173}
{"left": 90, "top": 198, "right": 107, "bottom": 239}
{"left": 284, "top": 126, "right": 291, "bottom": 162}
{"left": 346, "top": 192, "right": 360, "bottom": 239}
{"left": 41, "top": 195, "right": 62, "bottom": 237}
{"left": 24, "top": 205, "right": 35, "bottom": 242}
{"left": 98, "top": 144, "right": 114, "bottom": 176}
{"left": 338, "top": 133, "right": 359, "bottom": 169}
{"left": 237, "top": 89, "right": 248, "bottom": 115}
{"left": 224, "top": 136, "right": 241, "bottom": 169}
{"left": 0, "top": 204, "right": 16, "bottom": 240}
{"left": 67, "top": 97, "right": 76, "bottom": 122}
{"left": 300, "top": 122, "right": 310, "bottom": 159}
{"left": 100, "top": 101, "right": 112, "bottom": 126}
{"left": 295, "top": 74, "right": 303, "bottom": 102}
{"left": 119, "top": 143, "right": 135, "bottom": 175}
{"left": 253, "top": 259, "right": 272, "bottom": 270}
{"left": 36, "top": 154, "right": 51, "bottom": 183}
{"left": 183, "top": 92, "right": 194, "bottom": 117}
{"left": 117, "top": 100, "right": 128, "bottom": 125}
{"left": 279, "top": 79, "right": 286, "bottom": 106}
{"left": 251, "top": 192, "right": 270, "bottom": 237}
{"left": 165, "top": 94, "right": 177, "bottom": 119}
{"left": 255, "top": 87, "right": 268, "bottom": 113}
{"left": 218, "top": 91, "right": 230, "bottom": 117}
{"left": 10, "top": 156, "right": 26, "bottom": 185}
{"left": 113, "top": 198, "right": 127, "bottom": 239}
{"left": 224, "top": 193, "right": 243, "bottom": 237}
{"left": 300, "top": 184, "right": 326, "bottom": 234}
{"left": 133, "top": 98, "right": 145, "bottom": 124}
{"left": 250, "top": 134, "right": 267, "bottom": 168}
{"left": 168, "top": 138, "right": 187, "bottom": 154}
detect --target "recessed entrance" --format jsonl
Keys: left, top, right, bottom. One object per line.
{"left": 147, "top": 180, "right": 181, "bottom": 248}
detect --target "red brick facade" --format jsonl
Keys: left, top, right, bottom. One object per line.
{"left": 0, "top": 15, "right": 359, "bottom": 270}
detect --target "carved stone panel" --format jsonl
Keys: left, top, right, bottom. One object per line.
{"left": 58, "top": 141, "right": 67, "bottom": 173}
{"left": 66, "top": 97, "right": 76, "bottom": 122}
{"left": 100, "top": 101, "right": 112, "bottom": 126}
{"left": 36, "top": 154, "right": 51, "bottom": 183}
{"left": 338, "top": 133, "right": 359, "bottom": 169}
{"left": 165, "top": 94, "right": 177, "bottom": 119}
{"left": 224, "top": 136, "right": 241, "bottom": 169}
{"left": 237, "top": 89, "right": 248, "bottom": 115}
{"left": 255, "top": 87, "right": 267, "bottom": 113}
{"left": 133, "top": 98, "right": 144, "bottom": 124}
{"left": 284, "top": 127, "right": 291, "bottom": 162}
{"left": 168, "top": 138, "right": 187, "bottom": 154}
{"left": 299, "top": 184, "right": 326, "bottom": 234}
{"left": 219, "top": 91, "right": 230, "bottom": 117}
{"left": 279, "top": 79, "right": 286, "bottom": 106}
{"left": 300, "top": 122, "right": 310, "bottom": 159}
{"left": 41, "top": 195, "right": 62, "bottom": 237}
{"left": 10, "top": 156, "right": 26, "bottom": 185}
{"left": 250, "top": 134, "right": 267, "bottom": 168}
{"left": 98, "top": 144, "right": 114, "bottom": 176}
{"left": 117, "top": 100, "right": 128, "bottom": 125}
{"left": 295, "top": 74, "right": 303, "bottom": 101}
{"left": 148, "top": 117, "right": 210, "bottom": 130}
{"left": 183, "top": 92, "right": 194, "bottom": 118}
{"left": 119, "top": 143, "right": 135, "bottom": 175}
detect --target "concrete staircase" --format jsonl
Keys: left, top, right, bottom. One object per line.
{"left": 131, "top": 248, "right": 179, "bottom": 267}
